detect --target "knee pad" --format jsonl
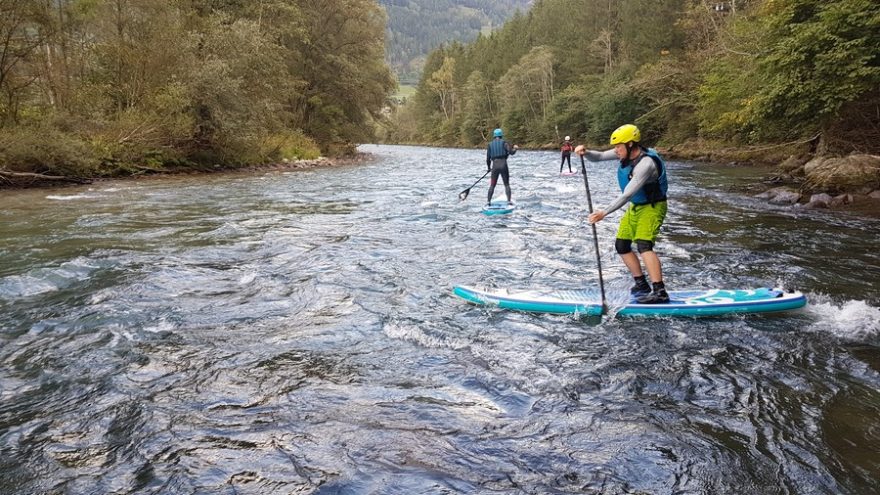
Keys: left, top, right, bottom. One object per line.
{"left": 615, "top": 239, "right": 633, "bottom": 254}
{"left": 636, "top": 240, "right": 655, "bottom": 253}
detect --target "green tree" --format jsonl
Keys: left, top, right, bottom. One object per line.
{"left": 428, "top": 55, "right": 457, "bottom": 121}
{"left": 751, "top": 0, "right": 880, "bottom": 142}
{"left": 498, "top": 46, "right": 555, "bottom": 142}
{"left": 391, "top": 0, "right": 880, "bottom": 154}
{"left": 0, "top": 0, "right": 45, "bottom": 125}
{"left": 458, "top": 70, "right": 495, "bottom": 144}
{"left": 287, "top": 0, "right": 395, "bottom": 148}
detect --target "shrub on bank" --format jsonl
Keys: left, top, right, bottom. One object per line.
{"left": 263, "top": 132, "right": 322, "bottom": 162}
{"left": 0, "top": 124, "right": 327, "bottom": 181}
{"left": 0, "top": 127, "right": 101, "bottom": 177}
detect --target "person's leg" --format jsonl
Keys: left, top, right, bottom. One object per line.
{"left": 501, "top": 166, "right": 511, "bottom": 203}
{"left": 620, "top": 251, "right": 645, "bottom": 277}
{"left": 566, "top": 153, "right": 573, "bottom": 172}
{"left": 615, "top": 209, "right": 650, "bottom": 295}
{"left": 640, "top": 249, "right": 663, "bottom": 283}
{"left": 560, "top": 154, "right": 565, "bottom": 173}
{"left": 635, "top": 245, "right": 667, "bottom": 303}
{"left": 632, "top": 202, "right": 669, "bottom": 303}
{"left": 487, "top": 166, "right": 500, "bottom": 204}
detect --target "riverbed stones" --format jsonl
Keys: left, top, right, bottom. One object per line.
{"left": 829, "top": 194, "right": 853, "bottom": 207}
{"left": 755, "top": 186, "right": 788, "bottom": 199}
{"left": 869, "top": 190, "right": 880, "bottom": 200}
{"left": 756, "top": 186, "right": 802, "bottom": 205}
{"left": 806, "top": 193, "right": 833, "bottom": 208}
{"left": 771, "top": 190, "right": 802, "bottom": 205}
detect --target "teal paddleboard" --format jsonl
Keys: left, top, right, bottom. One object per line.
{"left": 453, "top": 286, "right": 806, "bottom": 317}
{"left": 482, "top": 201, "right": 516, "bottom": 215}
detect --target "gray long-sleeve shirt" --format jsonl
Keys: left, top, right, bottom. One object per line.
{"left": 584, "top": 149, "right": 659, "bottom": 215}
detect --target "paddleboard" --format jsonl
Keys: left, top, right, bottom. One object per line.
{"left": 453, "top": 286, "right": 806, "bottom": 317}
{"left": 560, "top": 171, "right": 580, "bottom": 176}
{"left": 482, "top": 201, "right": 516, "bottom": 215}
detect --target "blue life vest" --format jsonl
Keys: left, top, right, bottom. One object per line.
{"left": 488, "top": 138, "right": 510, "bottom": 160}
{"left": 617, "top": 147, "right": 668, "bottom": 206}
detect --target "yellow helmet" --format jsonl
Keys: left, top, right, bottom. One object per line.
{"left": 609, "top": 124, "right": 640, "bottom": 145}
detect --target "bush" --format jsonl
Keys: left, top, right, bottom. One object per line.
{"left": 262, "top": 132, "right": 322, "bottom": 161}
{"left": 0, "top": 126, "right": 101, "bottom": 177}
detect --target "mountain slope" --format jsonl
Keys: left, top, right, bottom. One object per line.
{"left": 379, "top": 0, "right": 532, "bottom": 82}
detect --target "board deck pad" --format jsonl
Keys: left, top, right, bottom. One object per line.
{"left": 453, "top": 285, "right": 806, "bottom": 317}
{"left": 482, "top": 201, "right": 516, "bottom": 215}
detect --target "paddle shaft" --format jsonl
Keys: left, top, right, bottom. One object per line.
{"left": 459, "top": 169, "right": 490, "bottom": 200}
{"left": 579, "top": 154, "right": 607, "bottom": 310}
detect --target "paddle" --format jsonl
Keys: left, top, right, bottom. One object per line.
{"left": 579, "top": 153, "right": 607, "bottom": 311}
{"left": 458, "top": 169, "right": 490, "bottom": 201}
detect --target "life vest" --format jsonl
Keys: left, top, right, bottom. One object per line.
{"left": 617, "top": 147, "right": 668, "bottom": 206}
{"left": 561, "top": 141, "right": 573, "bottom": 152}
{"left": 488, "top": 138, "right": 510, "bottom": 160}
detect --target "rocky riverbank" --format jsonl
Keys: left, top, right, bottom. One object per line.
{"left": 659, "top": 138, "right": 880, "bottom": 215}
{"left": 754, "top": 153, "right": 880, "bottom": 213}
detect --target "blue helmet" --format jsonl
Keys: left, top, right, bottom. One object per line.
{"left": 493, "top": 128, "right": 503, "bottom": 138}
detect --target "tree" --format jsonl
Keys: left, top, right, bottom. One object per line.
{"left": 0, "top": 0, "right": 44, "bottom": 125}
{"left": 458, "top": 70, "right": 495, "bottom": 144}
{"left": 286, "top": 0, "right": 395, "bottom": 148}
{"left": 428, "top": 55, "right": 457, "bottom": 121}
{"left": 498, "top": 46, "right": 554, "bottom": 141}
{"left": 751, "top": 0, "right": 880, "bottom": 141}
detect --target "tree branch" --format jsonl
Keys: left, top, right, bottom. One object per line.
{"left": 0, "top": 169, "right": 92, "bottom": 184}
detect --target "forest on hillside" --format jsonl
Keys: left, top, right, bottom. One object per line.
{"left": 384, "top": 0, "right": 880, "bottom": 159}
{"left": 379, "top": 0, "right": 532, "bottom": 83}
{"left": 0, "top": 0, "right": 394, "bottom": 181}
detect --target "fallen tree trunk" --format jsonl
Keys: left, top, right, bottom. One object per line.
{"left": 0, "top": 170, "right": 92, "bottom": 185}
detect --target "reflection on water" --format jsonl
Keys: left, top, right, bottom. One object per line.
{"left": 1, "top": 144, "right": 879, "bottom": 494}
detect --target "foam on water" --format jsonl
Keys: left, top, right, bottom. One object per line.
{"left": 382, "top": 320, "right": 471, "bottom": 350}
{"left": 0, "top": 258, "right": 101, "bottom": 299}
{"left": 553, "top": 183, "right": 579, "bottom": 195}
{"left": 45, "top": 193, "right": 102, "bottom": 201}
{"left": 0, "top": 274, "right": 59, "bottom": 298}
{"left": 805, "top": 293, "right": 880, "bottom": 340}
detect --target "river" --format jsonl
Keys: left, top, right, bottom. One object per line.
{"left": 1, "top": 144, "right": 879, "bottom": 494}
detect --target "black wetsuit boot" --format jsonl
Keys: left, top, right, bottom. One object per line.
{"left": 630, "top": 275, "right": 651, "bottom": 296}
{"left": 637, "top": 281, "right": 670, "bottom": 304}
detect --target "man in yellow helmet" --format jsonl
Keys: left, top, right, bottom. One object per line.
{"left": 575, "top": 124, "right": 670, "bottom": 303}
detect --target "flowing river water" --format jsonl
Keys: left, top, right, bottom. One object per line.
{"left": 1, "top": 144, "right": 879, "bottom": 494}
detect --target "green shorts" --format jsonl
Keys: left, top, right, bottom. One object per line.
{"left": 616, "top": 201, "right": 667, "bottom": 243}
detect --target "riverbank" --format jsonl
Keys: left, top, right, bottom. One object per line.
{"left": 0, "top": 153, "right": 375, "bottom": 191}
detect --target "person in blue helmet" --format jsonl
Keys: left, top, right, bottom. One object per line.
{"left": 486, "top": 128, "right": 519, "bottom": 205}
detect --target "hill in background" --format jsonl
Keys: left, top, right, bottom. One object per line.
{"left": 379, "top": 0, "right": 532, "bottom": 84}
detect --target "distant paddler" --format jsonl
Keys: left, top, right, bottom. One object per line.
{"left": 560, "top": 135, "right": 574, "bottom": 173}
{"left": 486, "top": 128, "right": 519, "bottom": 206}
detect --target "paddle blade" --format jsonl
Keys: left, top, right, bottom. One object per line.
{"left": 458, "top": 188, "right": 470, "bottom": 201}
